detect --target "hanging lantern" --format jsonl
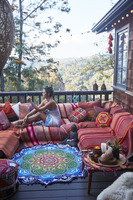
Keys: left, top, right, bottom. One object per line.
{"left": 93, "top": 81, "right": 98, "bottom": 91}
{"left": 101, "top": 81, "right": 106, "bottom": 91}
{"left": 0, "top": 0, "right": 15, "bottom": 75}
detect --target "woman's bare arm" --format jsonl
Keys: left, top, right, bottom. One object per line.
{"left": 24, "top": 97, "right": 45, "bottom": 120}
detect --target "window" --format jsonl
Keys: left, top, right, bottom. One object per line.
{"left": 115, "top": 25, "right": 129, "bottom": 89}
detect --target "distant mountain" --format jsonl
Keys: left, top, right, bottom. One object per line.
{"left": 57, "top": 57, "right": 95, "bottom": 91}
{"left": 56, "top": 56, "right": 113, "bottom": 91}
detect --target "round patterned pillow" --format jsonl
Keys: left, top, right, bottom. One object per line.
{"left": 96, "top": 112, "right": 112, "bottom": 127}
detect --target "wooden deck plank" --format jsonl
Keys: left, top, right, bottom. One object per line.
{"left": 8, "top": 171, "right": 124, "bottom": 200}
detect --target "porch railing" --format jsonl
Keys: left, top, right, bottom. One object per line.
{"left": 0, "top": 90, "right": 113, "bottom": 104}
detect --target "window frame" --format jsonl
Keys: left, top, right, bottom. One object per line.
{"left": 114, "top": 24, "right": 129, "bottom": 90}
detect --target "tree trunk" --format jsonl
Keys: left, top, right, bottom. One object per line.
{"left": 18, "top": 0, "right": 23, "bottom": 87}
{"left": 0, "top": 71, "right": 4, "bottom": 91}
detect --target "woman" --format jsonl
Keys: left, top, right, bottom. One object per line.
{"left": 12, "top": 86, "right": 61, "bottom": 128}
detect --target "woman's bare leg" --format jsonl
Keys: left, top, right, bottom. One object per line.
{"left": 12, "top": 120, "right": 23, "bottom": 126}
{"left": 21, "top": 112, "right": 47, "bottom": 128}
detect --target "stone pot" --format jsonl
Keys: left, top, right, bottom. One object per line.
{"left": 112, "top": 148, "right": 120, "bottom": 160}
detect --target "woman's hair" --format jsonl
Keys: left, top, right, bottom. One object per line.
{"left": 44, "top": 86, "right": 54, "bottom": 97}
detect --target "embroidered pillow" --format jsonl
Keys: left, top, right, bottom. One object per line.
{"left": 96, "top": 112, "right": 112, "bottom": 127}
{"left": 68, "top": 107, "right": 88, "bottom": 123}
{"left": 0, "top": 110, "right": 10, "bottom": 130}
{"left": 0, "top": 101, "right": 18, "bottom": 122}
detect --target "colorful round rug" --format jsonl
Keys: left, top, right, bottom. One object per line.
{"left": 12, "top": 143, "right": 85, "bottom": 185}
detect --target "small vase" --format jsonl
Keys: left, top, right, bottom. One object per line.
{"left": 112, "top": 148, "right": 119, "bottom": 159}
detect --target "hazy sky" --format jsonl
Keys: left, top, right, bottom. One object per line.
{"left": 48, "top": 0, "right": 118, "bottom": 59}
{"left": 9, "top": 0, "right": 118, "bottom": 59}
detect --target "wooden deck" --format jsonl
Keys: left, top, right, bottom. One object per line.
{"left": 8, "top": 171, "right": 123, "bottom": 200}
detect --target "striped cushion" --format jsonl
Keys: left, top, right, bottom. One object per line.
{"left": 57, "top": 103, "right": 78, "bottom": 118}
{"left": 0, "top": 130, "right": 19, "bottom": 159}
{"left": 20, "top": 124, "right": 70, "bottom": 147}
{"left": 61, "top": 118, "right": 71, "bottom": 125}
{"left": 110, "top": 112, "right": 130, "bottom": 130}
{"left": 78, "top": 127, "right": 114, "bottom": 150}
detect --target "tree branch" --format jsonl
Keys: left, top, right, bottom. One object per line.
{"left": 23, "top": 0, "right": 47, "bottom": 21}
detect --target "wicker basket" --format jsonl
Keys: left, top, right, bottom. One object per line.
{"left": 0, "top": 159, "right": 18, "bottom": 200}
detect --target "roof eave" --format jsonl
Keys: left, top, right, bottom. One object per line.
{"left": 91, "top": 0, "right": 133, "bottom": 34}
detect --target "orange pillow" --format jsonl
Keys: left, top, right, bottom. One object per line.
{"left": 96, "top": 112, "right": 112, "bottom": 127}
{"left": 0, "top": 101, "right": 18, "bottom": 122}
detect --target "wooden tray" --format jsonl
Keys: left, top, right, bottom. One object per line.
{"left": 86, "top": 154, "right": 127, "bottom": 168}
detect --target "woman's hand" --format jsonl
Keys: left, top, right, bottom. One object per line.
{"left": 23, "top": 116, "right": 28, "bottom": 125}
{"left": 27, "top": 96, "right": 31, "bottom": 102}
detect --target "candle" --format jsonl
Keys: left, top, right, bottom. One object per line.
{"left": 101, "top": 143, "right": 106, "bottom": 153}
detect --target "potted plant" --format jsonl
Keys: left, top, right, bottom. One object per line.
{"left": 106, "top": 137, "right": 121, "bottom": 159}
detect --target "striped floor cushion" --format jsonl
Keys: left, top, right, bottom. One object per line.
{"left": 0, "top": 130, "right": 20, "bottom": 159}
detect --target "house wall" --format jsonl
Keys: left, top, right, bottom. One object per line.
{"left": 114, "top": 14, "right": 133, "bottom": 114}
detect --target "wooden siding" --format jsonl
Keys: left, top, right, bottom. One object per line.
{"left": 114, "top": 14, "right": 133, "bottom": 114}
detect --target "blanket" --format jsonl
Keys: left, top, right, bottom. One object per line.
{"left": 97, "top": 172, "right": 133, "bottom": 200}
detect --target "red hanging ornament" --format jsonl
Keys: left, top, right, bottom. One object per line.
{"left": 109, "top": 33, "right": 113, "bottom": 40}
{"left": 109, "top": 49, "right": 112, "bottom": 54}
{"left": 108, "top": 39, "right": 112, "bottom": 45}
{"left": 108, "top": 33, "right": 113, "bottom": 54}
{"left": 108, "top": 46, "right": 111, "bottom": 52}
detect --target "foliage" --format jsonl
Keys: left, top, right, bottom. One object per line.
{"left": 107, "top": 137, "right": 121, "bottom": 150}
{"left": 81, "top": 53, "right": 114, "bottom": 80}
{"left": 57, "top": 55, "right": 114, "bottom": 91}
{"left": 1, "top": 0, "right": 70, "bottom": 91}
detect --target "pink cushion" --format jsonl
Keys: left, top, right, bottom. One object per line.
{"left": 110, "top": 105, "right": 125, "bottom": 115}
{"left": 0, "top": 110, "right": 10, "bottom": 130}
{"left": 78, "top": 98, "right": 102, "bottom": 110}
{"left": 68, "top": 107, "right": 88, "bottom": 123}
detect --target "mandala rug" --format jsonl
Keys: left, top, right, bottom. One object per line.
{"left": 12, "top": 143, "right": 86, "bottom": 185}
